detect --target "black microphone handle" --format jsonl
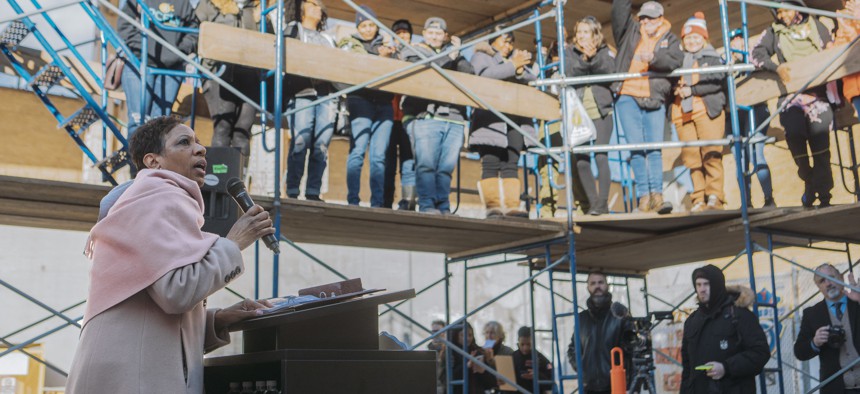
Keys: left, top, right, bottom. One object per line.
{"left": 234, "top": 191, "right": 281, "bottom": 255}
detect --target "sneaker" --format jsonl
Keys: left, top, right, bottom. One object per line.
{"left": 801, "top": 183, "right": 815, "bottom": 208}
{"left": 690, "top": 201, "right": 706, "bottom": 213}
{"left": 397, "top": 199, "right": 410, "bottom": 210}
{"left": 706, "top": 195, "right": 723, "bottom": 210}
{"left": 305, "top": 195, "right": 324, "bottom": 202}
{"left": 763, "top": 197, "right": 777, "bottom": 209}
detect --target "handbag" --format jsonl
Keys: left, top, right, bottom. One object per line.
{"left": 104, "top": 54, "right": 125, "bottom": 91}
{"left": 564, "top": 89, "right": 597, "bottom": 146}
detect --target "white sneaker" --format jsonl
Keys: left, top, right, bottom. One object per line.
{"left": 706, "top": 195, "right": 723, "bottom": 210}
{"left": 690, "top": 201, "right": 706, "bottom": 212}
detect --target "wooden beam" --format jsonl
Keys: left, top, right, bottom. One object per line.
{"left": 197, "top": 22, "right": 560, "bottom": 120}
{"left": 736, "top": 42, "right": 860, "bottom": 106}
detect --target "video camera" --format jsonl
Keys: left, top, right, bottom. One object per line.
{"left": 620, "top": 311, "right": 673, "bottom": 356}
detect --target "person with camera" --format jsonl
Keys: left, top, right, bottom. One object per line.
{"left": 568, "top": 271, "right": 629, "bottom": 394}
{"left": 795, "top": 263, "right": 860, "bottom": 394}
{"left": 681, "top": 264, "right": 769, "bottom": 394}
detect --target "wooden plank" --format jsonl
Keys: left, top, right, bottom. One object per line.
{"left": 736, "top": 42, "right": 860, "bottom": 106}
{"left": 197, "top": 22, "right": 560, "bottom": 120}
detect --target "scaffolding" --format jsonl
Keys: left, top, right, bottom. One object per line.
{"left": 2, "top": 0, "right": 860, "bottom": 392}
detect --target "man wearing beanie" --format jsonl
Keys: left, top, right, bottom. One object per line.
{"left": 399, "top": 17, "right": 473, "bottom": 214}
{"left": 680, "top": 265, "right": 769, "bottom": 393}
{"left": 568, "top": 272, "right": 630, "bottom": 394}
{"left": 672, "top": 12, "right": 728, "bottom": 212}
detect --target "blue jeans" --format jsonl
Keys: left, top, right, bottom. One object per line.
{"left": 854, "top": 97, "right": 860, "bottom": 122}
{"left": 408, "top": 118, "right": 464, "bottom": 212}
{"left": 346, "top": 96, "right": 393, "bottom": 207}
{"left": 616, "top": 95, "right": 665, "bottom": 198}
{"left": 736, "top": 104, "right": 773, "bottom": 200}
{"left": 121, "top": 64, "right": 182, "bottom": 137}
{"left": 287, "top": 96, "right": 337, "bottom": 196}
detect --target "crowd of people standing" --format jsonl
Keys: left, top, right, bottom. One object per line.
{"left": 117, "top": 0, "right": 860, "bottom": 217}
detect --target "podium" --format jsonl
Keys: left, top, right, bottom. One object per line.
{"left": 203, "top": 289, "right": 436, "bottom": 393}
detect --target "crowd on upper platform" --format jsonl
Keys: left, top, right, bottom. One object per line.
{"left": 115, "top": 0, "right": 860, "bottom": 218}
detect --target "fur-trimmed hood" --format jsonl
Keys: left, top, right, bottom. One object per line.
{"left": 727, "top": 285, "right": 755, "bottom": 309}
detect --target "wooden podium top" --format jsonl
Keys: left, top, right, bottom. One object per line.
{"left": 229, "top": 289, "right": 415, "bottom": 333}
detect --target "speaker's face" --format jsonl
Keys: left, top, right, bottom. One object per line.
{"left": 152, "top": 124, "right": 208, "bottom": 187}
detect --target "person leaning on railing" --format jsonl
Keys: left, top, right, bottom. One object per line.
{"left": 469, "top": 25, "right": 536, "bottom": 218}
{"left": 751, "top": 0, "right": 836, "bottom": 208}
{"left": 564, "top": 16, "right": 616, "bottom": 216}
{"left": 337, "top": 5, "right": 396, "bottom": 208}
{"left": 117, "top": 0, "right": 199, "bottom": 175}
{"left": 195, "top": 0, "right": 269, "bottom": 170}
{"left": 671, "top": 12, "right": 728, "bottom": 212}
{"left": 399, "top": 17, "right": 474, "bottom": 215}
{"left": 282, "top": 0, "right": 338, "bottom": 202}
{"left": 610, "top": 0, "right": 683, "bottom": 214}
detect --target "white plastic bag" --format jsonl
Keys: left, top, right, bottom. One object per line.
{"left": 564, "top": 89, "right": 597, "bottom": 146}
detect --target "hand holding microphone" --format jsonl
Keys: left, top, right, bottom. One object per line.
{"left": 226, "top": 178, "right": 280, "bottom": 254}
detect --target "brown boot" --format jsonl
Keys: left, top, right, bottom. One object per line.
{"left": 637, "top": 194, "right": 652, "bottom": 213}
{"left": 649, "top": 193, "right": 673, "bottom": 214}
{"left": 478, "top": 178, "right": 504, "bottom": 218}
{"left": 502, "top": 178, "right": 529, "bottom": 217}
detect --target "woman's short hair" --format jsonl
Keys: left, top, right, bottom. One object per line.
{"left": 575, "top": 16, "right": 605, "bottom": 48}
{"left": 129, "top": 115, "right": 183, "bottom": 173}
{"left": 483, "top": 321, "right": 506, "bottom": 342}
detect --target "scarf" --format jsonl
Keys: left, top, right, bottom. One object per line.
{"left": 620, "top": 19, "right": 672, "bottom": 98}
{"left": 681, "top": 45, "right": 720, "bottom": 113}
{"left": 82, "top": 169, "right": 220, "bottom": 325}
{"left": 773, "top": 16, "right": 823, "bottom": 62}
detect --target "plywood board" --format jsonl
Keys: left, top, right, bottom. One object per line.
{"left": 197, "top": 22, "right": 560, "bottom": 120}
{"left": 736, "top": 43, "right": 860, "bottom": 106}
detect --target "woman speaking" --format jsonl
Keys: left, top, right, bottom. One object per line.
{"left": 66, "top": 116, "right": 275, "bottom": 394}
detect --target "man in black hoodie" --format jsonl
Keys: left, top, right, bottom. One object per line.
{"left": 568, "top": 272, "right": 629, "bottom": 394}
{"left": 117, "top": 0, "right": 198, "bottom": 145}
{"left": 681, "top": 265, "right": 769, "bottom": 394}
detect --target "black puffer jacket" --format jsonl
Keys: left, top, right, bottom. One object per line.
{"left": 568, "top": 298, "right": 629, "bottom": 392}
{"left": 681, "top": 268, "right": 770, "bottom": 394}
{"left": 564, "top": 44, "right": 616, "bottom": 118}
{"left": 611, "top": 0, "right": 683, "bottom": 107}
{"left": 672, "top": 46, "right": 727, "bottom": 120}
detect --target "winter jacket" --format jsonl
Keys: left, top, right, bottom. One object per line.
{"left": 564, "top": 44, "right": 616, "bottom": 118}
{"left": 568, "top": 300, "right": 630, "bottom": 392}
{"left": 337, "top": 33, "right": 394, "bottom": 104}
{"left": 400, "top": 42, "right": 474, "bottom": 123}
{"left": 794, "top": 297, "right": 860, "bottom": 394}
{"left": 118, "top": 0, "right": 198, "bottom": 69}
{"left": 283, "top": 22, "right": 338, "bottom": 98}
{"left": 469, "top": 41, "right": 537, "bottom": 149}
{"left": 751, "top": 7, "right": 833, "bottom": 101}
{"left": 512, "top": 349, "right": 553, "bottom": 392}
{"left": 671, "top": 46, "right": 727, "bottom": 121}
{"left": 611, "top": 0, "right": 683, "bottom": 108}
{"left": 681, "top": 285, "right": 770, "bottom": 394}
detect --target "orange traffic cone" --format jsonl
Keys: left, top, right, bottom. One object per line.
{"left": 611, "top": 347, "right": 627, "bottom": 394}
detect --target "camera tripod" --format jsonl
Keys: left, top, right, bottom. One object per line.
{"left": 627, "top": 355, "right": 658, "bottom": 394}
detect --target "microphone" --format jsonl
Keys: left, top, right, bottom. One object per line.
{"left": 226, "top": 178, "right": 280, "bottom": 254}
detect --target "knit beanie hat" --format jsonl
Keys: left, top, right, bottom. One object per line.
{"left": 355, "top": 5, "right": 376, "bottom": 27}
{"left": 682, "top": 12, "right": 709, "bottom": 39}
{"left": 392, "top": 19, "right": 413, "bottom": 35}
